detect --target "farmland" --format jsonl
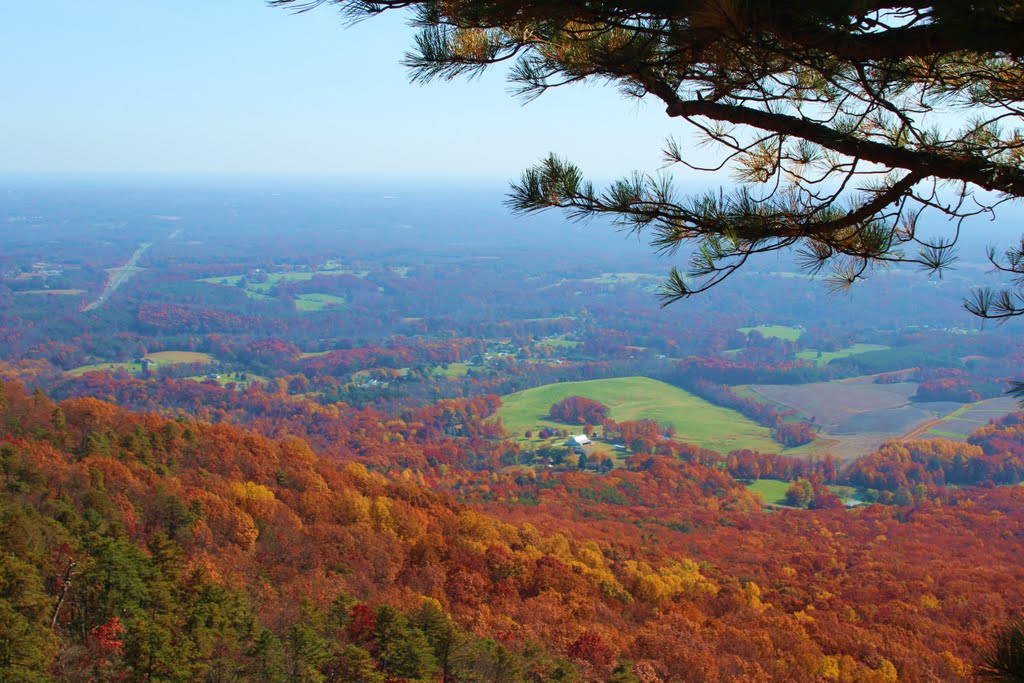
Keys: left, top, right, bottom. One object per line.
{"left": 916, "top": 396, "right": 1021, "bottom": 440}
{"left": 498, "top": 376, "right": 783, "bottom": 455}
{"left": 433, "top": 363, "right": 470, "bottom": 378}
{"left": 795, "top": 343, "right": 891, "bottom": 366}
{"left": 66, "top": 361, "right": 145, "bottom": 378}
{"left": 744, "top": 376, "right": 1019, "bottom": 459}
{"left": 294, "top": 293, "right": 347, "bottom": 311}
{"left": 199, "top": 267, "right": 365, "bottom": 310}
{"left": 738, "top": 324, "right": 803, "bottom": 341}
{"left": 144, "top": 351, "right": 213, "bottom": 364}
{"left": 537, "top": 336, "right": 581, "bottom": 349}
{"left": 67, "top": 351, "right": 213, "bottom": 377}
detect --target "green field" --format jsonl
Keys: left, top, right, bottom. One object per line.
{"left": 66, "top": 362, "right": 142, "bottom": 377}
{"left": 746, "top": 479, "right": 871, "bottom": 507}
{"left": 201, "top": 272, "right": 315, "bottom": 292}
{"left": 795, "top": 343, "right": 891, "bottom": 366}
{"left": 295, "top": 293, "right": 347, "bottom": 311}
{"left": 67, "top": 351, "right": 213, "bottom": 377}
{"left": 738, "top": 325, "right": 803, "bottom": 341}
{"left": 745, "top": 479, "right": 793, "bottom": 506}
{"left": 433, "top": 363, "right": 470, "bottom": 378}
{"left": 537, "top": 337, "right": 582, "bottom": 349}
{"left": 497, "top": 376, "right": 783, "bottom": 455}
{"left": 201, "top": 269, "right": 367, "bottom": 309}
{"left": 201, "top": 267, "right": 370, "bottom": 292}
{"left": 145, "top": 351, "right": 213, "bottom": 364}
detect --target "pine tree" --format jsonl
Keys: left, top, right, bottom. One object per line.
{"left": 275, "top": 0, "right": 1024, "bottom": 318}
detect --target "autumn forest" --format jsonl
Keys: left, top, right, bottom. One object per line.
{"left": 2, "top": 181, "right": 1024, "bottom": 682}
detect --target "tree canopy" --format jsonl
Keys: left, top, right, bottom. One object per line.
{"left": 274, "top": 0, "right": 1024, "bottom": 316}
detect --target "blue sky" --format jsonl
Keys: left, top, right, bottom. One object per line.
{"left": 1, "top": 0, "right": 684, "bottom": 179}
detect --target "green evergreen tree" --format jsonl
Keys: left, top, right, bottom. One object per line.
{"left": 374, "top": 605, "right": 438, "bottom": 681}
{"left": 274, "top": 0, "right": 1024, "bottom": 321}
{"left": 451, "top": 636, "right": 525, "bottom": 683}
{"left": 0, "top": 554, "right": 59, "bottom": 683}
{"left": 330, "top": 644, "right": 386, "bottom": 683}
{"left": 408, "top": 599, "right": 458, "bottom": 680}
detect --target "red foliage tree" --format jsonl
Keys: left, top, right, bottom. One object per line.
{"left": 548, "top": 396, "right": 609, "bottom": 425}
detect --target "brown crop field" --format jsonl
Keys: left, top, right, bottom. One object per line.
{"left": 919, "top": 396, "right": 1020, "bottom": 441}
{"left": 744, "top": 377, "right": 1018, "bottom": 460}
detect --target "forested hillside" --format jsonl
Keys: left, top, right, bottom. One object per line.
{"left": 3, "top": 380, "right": 1024, "bottom": 681}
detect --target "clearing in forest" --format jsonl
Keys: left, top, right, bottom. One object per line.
{"left": 537, "top": 336, "right": 581, "bottom": 349}
{"left": 144, "top": 351, "right": 213, "bottom": 364}
{"left": 743, "top": 376, "right": 1020, "bottom": 459}
{"left": 915, "top": 396, "right": 1020, "bottom": 441}
{"left": 795, "top": 344, "right": 890, "bottom": 366}
{"left": 738, "top": 325, "right": 803, "bottom": 341}
{"left": 498, "top": 376, "right": 782, "bottom": 456}
{"left": 66, "top": 351, "right": 213, "bottom": 377}
{"left": 745, "top": 479, "right": 793, "bottom": 506}
{"left": 294, "top": 293, "right": 347, "bottom": 311}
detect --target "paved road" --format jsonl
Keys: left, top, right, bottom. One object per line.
{"left": 83, "top": 242, "right": 151, "bottom": 312}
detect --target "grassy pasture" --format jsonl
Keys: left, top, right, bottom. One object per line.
{"left": 145, "top": 351, "right": 213, "bottom": 364}
{"left": 738, "top": 325, "right": 803, "bottom": 341}
{"left": 66, "top": 351, "right": 213, "bottom": 377}
{"left": 433, "top": 363, "right": 470, "bottom": 378}
{"left": 66, "top": 362, "right": 141, "bottom": 377}
{"left": 200, "top": 269, "right": 373, "bottom": 309}
{"left": 796, "top": 344, "right": 891, "bottom": 366}
{"left": 746, "top": 479, "right": 873, "bottom": 508}
{"left": 498, "top": 376, "right": 782, "bottom": 456}
{"left": 746, "top": 479, "right": 792, "bottom": 506}
{"left": 295, "top": 293, "right": 347, "bottom": 311}
{"left": 201, "top": 267, "right": 369, "bottom": 291}
{"left": 201, "top": 272, "right": 312, "bottom": 291}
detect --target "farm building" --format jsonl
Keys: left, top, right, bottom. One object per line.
{"left": 566, "top": 434, "right": 591, "bottom": 448}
